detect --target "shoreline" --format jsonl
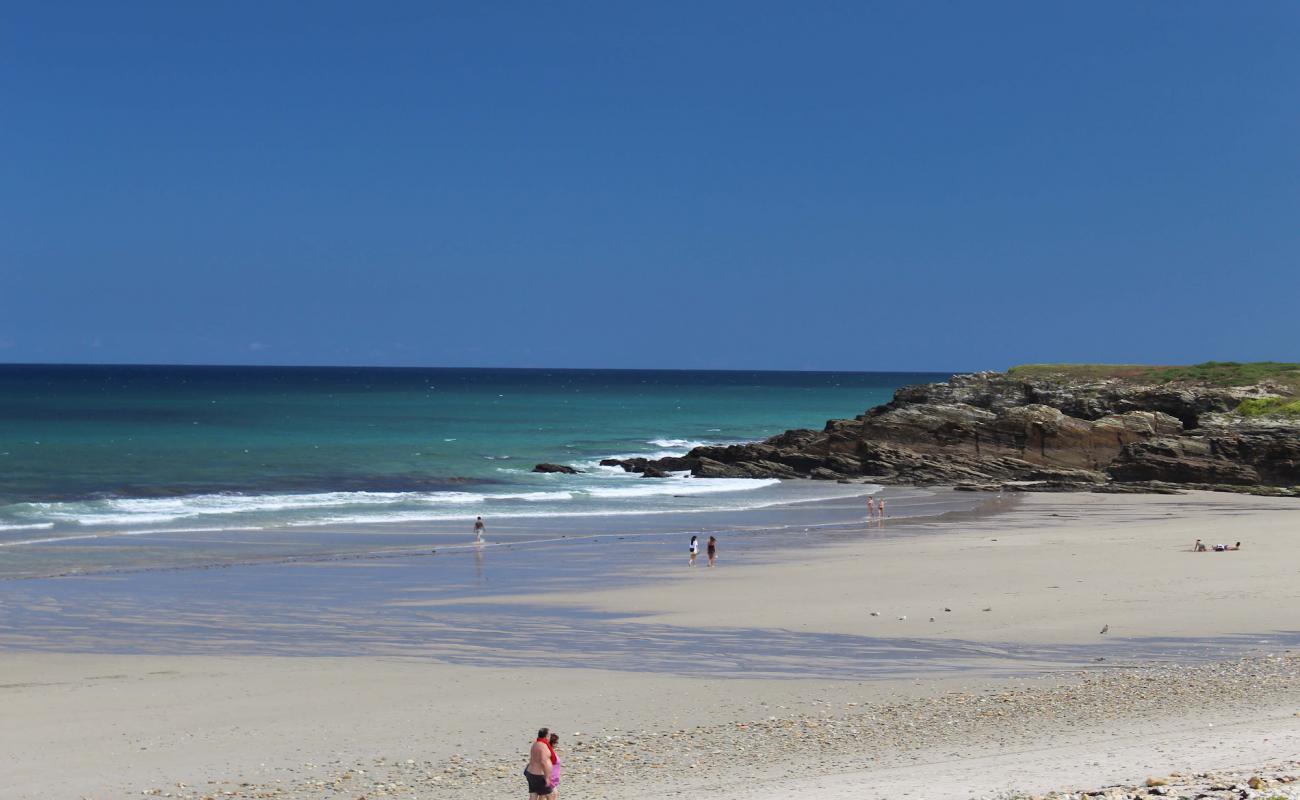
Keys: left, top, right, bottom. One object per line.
{"left": 0, "top": 481, "right": 979, "bottom": 581}
{"left": 2, "top": 489, "right": 1297, "bottom": 797}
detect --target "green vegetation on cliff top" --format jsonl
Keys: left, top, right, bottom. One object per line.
{"left": 1237, "top": 396, "right": 1300, "bottom": 417}
{"left": 1008, "top": 361, "right": 1300, "bottom": 391}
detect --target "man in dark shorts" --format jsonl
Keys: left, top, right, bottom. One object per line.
{"left": 525, "top": 727, "right": 555, "bottom": 798}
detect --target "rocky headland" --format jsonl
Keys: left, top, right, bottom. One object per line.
{"left": 590, "top": 363, "right": 1300, "bottom": 496}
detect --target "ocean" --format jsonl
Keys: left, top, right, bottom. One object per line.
{"left": 0, "top": 365, "right": 947, "bottom": 546}
{"left": 8, "top": 365, "right": 1280, "bottom": 673}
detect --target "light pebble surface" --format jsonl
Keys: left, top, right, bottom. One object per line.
{"left": 3, "top": 490, "right": 1299, "bottom": 799}
{"left": 120, "top": 654, "right": 1300, "bottom": 800}
{"left": 991, "top": 762, "right": 1300, "bottom": 800}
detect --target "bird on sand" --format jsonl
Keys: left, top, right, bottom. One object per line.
{"left": 1099, "top": 624, "right": 1109, "bottom": 635}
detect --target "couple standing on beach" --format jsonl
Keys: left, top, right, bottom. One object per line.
{"left": 689, "top": 534, "right": 717, "bottom": 567}
{"left": 867, "top": 495, "right": 886, "bottom": 524}
{"left": 525, "top": 728, "right": 563, "bottom": 798}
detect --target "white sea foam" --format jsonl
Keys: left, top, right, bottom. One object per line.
{"left": 283, "top": 482, "right": 872, "bottom": 528}
{"left": 410, "top": 492, "right": 489, "bottom": 506}
{"left": 0, "top": 525, "right": 270, "bottom": 548}
{"left": 646, "top": 438, "right": 709, "bottom": 450}
{"left": 0, "top": 522, "right": 56, "bottom": 532}
{"left": 583, "top": 477, "right": 778, "bottom": 499}
{"left": 0, "top": 483, "right": 655, "bottom": 530}
{"left": 494, "top": 491, "right": 575, "bottom": 502}
{"left": 559, "top": 437, "right": 719, "bottom": 473}
{"left": 0, "top": 532, "right": 105, "bottom": 547}
{"left": 0, "top": 461, "right": 789, "bottom": 536}
{"left": 7, "top": 490, "right": 487, "bottom": 528}
{"left": 0, "top": 479, "right": 881, "bottom": 543}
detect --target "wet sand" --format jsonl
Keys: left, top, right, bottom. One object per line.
{"left": 1, "top": 489, "right": 1297, "bottom": 798}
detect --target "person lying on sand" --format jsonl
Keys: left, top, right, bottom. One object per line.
{"left": 1212, "top": 541, "right": 1241, "bottom": 552}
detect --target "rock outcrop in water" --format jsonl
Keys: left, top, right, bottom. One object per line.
{"left": 595, "top": 369, "right": 1300, "bottom": 495}
{"left": 533, "top": 463, "right": 582, "bottom": 474}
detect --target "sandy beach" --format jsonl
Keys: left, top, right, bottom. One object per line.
{"left": 3, "top": 490, "right": 1298, "bottom": 799}
{"left": 524, "top": 490, "right": 1300, "bottom": 650}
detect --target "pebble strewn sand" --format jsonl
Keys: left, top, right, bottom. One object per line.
{"left": 988, "top": 762, "right": 1300, "bottom": 800}
{"left": 135, "top": 653, "right": 1299, "bottom": 800}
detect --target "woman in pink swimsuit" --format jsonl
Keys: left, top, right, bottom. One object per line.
{"left": 548, "top": 732, "right": 563, "bottom": 795}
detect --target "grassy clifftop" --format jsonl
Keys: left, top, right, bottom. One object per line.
{"left": 1008, "top": 361, "right": 1300, "bottom": 392}
{"left": 1237, "top": 396, "right": 1300, "bottom": 417}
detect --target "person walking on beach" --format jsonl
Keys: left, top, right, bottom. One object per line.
{"left": 877, "top": 498, "right": 886, "bottom": 520}
{"left": 525, "top": 727, "right": 555, "bottom": 798}
{"left": 473, "top": 516, "right": 486, "bottom": 543}
{"left": 548, "top": 732, "right": 563, "bottom": 797}
{"left": 689, "top": 535, "right": 699, "bottom": 567}
{"left": 707, "top": 535, "right": 717, "bottom": 567}
{"left": 866, "top": 496, "right": 876, "bottom": 521}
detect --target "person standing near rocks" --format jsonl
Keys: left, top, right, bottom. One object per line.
{"left": 707, "top": 535, "right": 718, "bottom": 567}
{"left": 689, "top": 535, "right": 699, "bottom": 566}
{"left": 525, "top": 727, "right": 555, "bottom": 798}
{"left": 473, "top": 516, "right": 486, "bottom": 543}
{"left": 878, "top": 498, "right": 886, "bottom": 521}
{"left": 867, "top": 496, "right": 876, "bottom": 520}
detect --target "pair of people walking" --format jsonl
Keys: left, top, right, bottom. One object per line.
{"left": 689, "top": 534, "right": 717, "bottom": 567}
{"left": 524, "top": 728, "right": 563, "bottom": 798}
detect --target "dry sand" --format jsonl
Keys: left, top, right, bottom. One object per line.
{"left": 507, "top": 490, "right": 1300, "bottom": 647}
{"left": 2, "top": 490, "right": 1297, "bottom": 799}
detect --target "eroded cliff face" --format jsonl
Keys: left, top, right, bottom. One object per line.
{"left": 592, "top": 371, "right": 1300, "bottom": 495}
{"left": 1109, "top": 428, "right": 1300, "bottom": 487}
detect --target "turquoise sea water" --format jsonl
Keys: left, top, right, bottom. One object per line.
{"left": 0, "top": 365, "right": 947, "bottom": 541}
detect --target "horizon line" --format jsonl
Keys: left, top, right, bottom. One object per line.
{"left": 0, "top": 360, "right": 968, "bottom": 375}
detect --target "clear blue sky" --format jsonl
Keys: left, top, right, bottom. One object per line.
{"left": 3, "top": 2, "right": 1297, "bottom": 371}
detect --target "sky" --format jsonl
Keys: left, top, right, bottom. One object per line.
{"left": 2, "top": 2, "right": 1298, "bottom": 372}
